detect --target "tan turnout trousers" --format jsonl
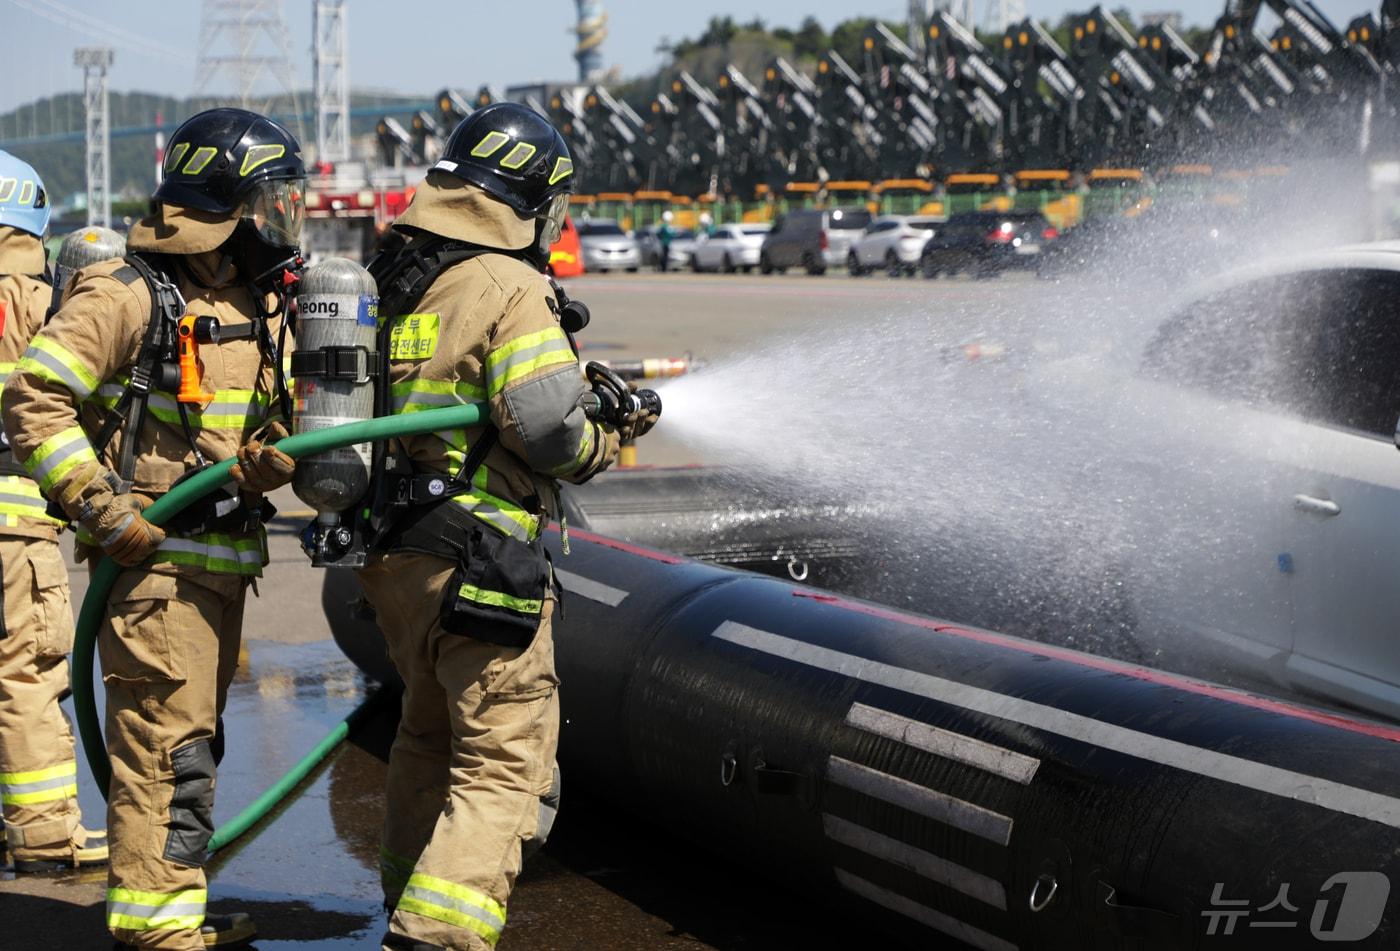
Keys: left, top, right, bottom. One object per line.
{"left": 0, "top": 535, "right": 82, "bottom": 855}
{"left": 99, "top": 568, "right": 246, "bottom": 950}
{"left": 358, "top": 551, "right": 560, "bottom": 951}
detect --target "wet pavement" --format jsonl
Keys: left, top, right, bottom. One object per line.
{"left": 1, "top": 272, "right": 888, "bottom": 949}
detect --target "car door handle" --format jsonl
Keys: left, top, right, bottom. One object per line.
{"left": 1293, "top": 494, "right": 1341, "bottom": 517}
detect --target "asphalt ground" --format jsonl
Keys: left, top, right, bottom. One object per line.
{"left": 0, "top": 269, "right": 997, "bottom": 950}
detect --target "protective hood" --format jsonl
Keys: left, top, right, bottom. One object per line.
{"left": 394, "top": 172, "right": 534, "bottom": 251}
{"left": 127, "top": 202, "right": 239, "bottom": 255}
{"left": 0, "top": 225, "right": 47, "bottom": 275}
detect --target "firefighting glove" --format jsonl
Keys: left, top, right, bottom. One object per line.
{"left": 621, "top": 382, "right": 660, "bottom": 441}
{"left": 84, "top": 493, "right": 165, "bottom": 567}
{"left": 230, "top": 421, "right": 295, "bottom": 494}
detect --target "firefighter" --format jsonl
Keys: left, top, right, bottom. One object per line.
{"left": 1, "top": 108, "right": 304, "bottom": 950}
{"left": 358, "top": 103, "right": 653, "bottom": 951}
{"left": 0, "top": 150, "right": 109, "bottom": 873}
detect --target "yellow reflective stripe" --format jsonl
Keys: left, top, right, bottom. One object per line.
{"left": 399, "top": 872, "right": 505, "bottom": 946}
{"left": 16, "top": 336, "right": 100, "bottom": 398}
{"left": 441, "top": 464, "right": 539, "bottom": 541}
{"left": 390, "top": 378, "right": 486, "bottom": 412}
{"left": 107, "top": 887, "right": 207, "bottom": 932}
{"left": 485, "top": 328, "right": 574, "bottom": 397}
{"left": 26, "top": 426, "right": 98, "bottom": 493}
{"left": 150, "top": 532, "right": 267, "bottom": 576}
{"left": 457, "top": 582, "right": 542, "bottom": 615}
{"left": 2, "top": 760, "right": 78, "bottom": 804}
{"left": 0, "top": 360, "right": 15, "bottom": 385}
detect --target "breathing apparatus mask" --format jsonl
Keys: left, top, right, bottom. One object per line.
{"left": 535, "top": 192, "right": 570, "bottom": 258}
{"left": 228, "top": 178, "right": 306, "bottom": 298}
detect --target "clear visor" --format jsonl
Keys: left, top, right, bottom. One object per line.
{"left": 242, "top": 179, "right": 306, "bottom": 247}
{"left": 541, "top": 193, "right": 569, "bottom": 247}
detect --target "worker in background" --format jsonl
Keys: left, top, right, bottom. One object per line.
{"left": 657, "top": 209, "right": 677, "bottom": 272}
{"left": 0, "top": 150, "right": 110, "bottom": 874}
{"left": 2, "top": 108, "right": 305, "bottom": 950}
{"left": 698, "top": 210, "right": 717, "bottom": 237}
{"left": 358, "top": 102, "right": 654, "bottom": 951}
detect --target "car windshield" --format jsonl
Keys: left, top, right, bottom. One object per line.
{"left": 741, "top": 227, "right": 770, "bottom": 236}
{"left": 580, "top": 222, "right": 626, "bottom": 236}
{"left": 910, "top": 222, "right": 940, "bottom": 231}
{"left": 673, "top": 230, "right": 696, "bottom": 240}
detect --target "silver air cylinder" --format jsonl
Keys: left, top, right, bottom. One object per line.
{"left": 54, "top": 226, "right": 126, "bottom": 292}
{"left": 291, "top": 257, "right": 378, "bottom": 524}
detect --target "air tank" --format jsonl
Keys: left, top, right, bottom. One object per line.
{"left": 291, "top": 258, "right": 377, "bottom": 538}
{"left": 54, "top": 226, "right": 126, "bottom": 293}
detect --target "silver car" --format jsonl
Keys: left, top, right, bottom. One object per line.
{"left": 849, "top": 215, "right": 941, "bottom": 277}
{"left": 576, "top": 220, "right": 641, "bottom": 273}
{"left": 689, "top": 224, "right": 771, "bottom": 273}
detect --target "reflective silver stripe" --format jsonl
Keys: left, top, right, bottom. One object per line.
{"left": 487, "top": 335, "right": 574, "bottom": 393}
{"left": 394, "top": 389, "right": 462, "bottom": 411}
{"left": 714, "top": 621, "right": 1400, "bottom": 829}
{"left": 106, "top": 900, "right": 206, "bottom": 922}
{"left": 447, "top": 496, "right": 533, "bottom": 542}
{"left": 2, "top": 774, "right": 77, "bottom": 797}
{"left": 402, "top": 883, "right": 506, "bottom": 933}
{"left": 823, "top": 814, "right": 1007, "bottom": 909}
{"left": 0, "top": 491, "right": 50, "bottom": 510}
{"left": 20, "top": 346, "right": 95, "bottom": 399}
{"left": 846, "top": 704, "right": 1040, "bottom": 785}
{"left": 828, "top": 756, "right": 1014, "bottom": 845}
{"left": 553, "top": 569, "right": 628, "bottom": 607}
{"left": 29, "top": 431, "right": 95, "bottom": 487}
{"left": 157, "top": 537, "right": 263, "bottom": 567}
{"left": 835, "top": 869, "right": 1019, "bottom": 951}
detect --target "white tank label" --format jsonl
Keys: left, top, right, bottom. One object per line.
{"left": 298, "top": 293, "right": 378, "bottom": 326}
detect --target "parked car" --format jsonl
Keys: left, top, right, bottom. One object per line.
{"left": 919, "top": 211, "right": 1058, "bottom": 278}
{"left": 575, "top": 219, "right": 641, "bottom": 273}
{"left": 760, "top": 207, "right": 873, "bottom": 275}
{"left": 635, "top": 225, "right": 698, "bottom": 269}
{"left": 689, "top": 224, "right": 771, "bottom": 272}
{"left": 848, "top": 215, "right": 942, "bottom": 277}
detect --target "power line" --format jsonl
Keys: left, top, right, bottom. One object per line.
{"left": 6, "top": 0, "right": 194, "bottom": 63}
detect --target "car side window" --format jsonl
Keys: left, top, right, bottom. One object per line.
{"left": 1289, "top": 270, "right": 1400, "bottom": 437}
{"left": 1143, "top": 270, "right": 1400, "bottom": 438}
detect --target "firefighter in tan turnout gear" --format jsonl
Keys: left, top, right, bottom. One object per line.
{"left": 1, "top": 109, "right": 305, "bottom": 950}
{"left": 0, "top": 150, "right": 111, "bottom": 873}
{"left": 357, "top": 103, "right": 655, "bottom": 951}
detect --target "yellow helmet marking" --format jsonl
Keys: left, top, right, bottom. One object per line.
{"left": 470, "top": 131, "right": 511, "bottom": 159}
{"left": 164, "top": 142, "right": 190, "bottom": 172}
{"left": 240, "top": 144, "right": 286, "bottom": 177}
{"left": 500, "top": 143, "right": 538, "bottom": 170}
{"left": 549, "top": 157, "right": 575, "bottom": 186}
{"left": 183, "top": 146, "right": 218, "bottom": 175}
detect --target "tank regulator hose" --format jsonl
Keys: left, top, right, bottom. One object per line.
{"left": 72, "top": 402, "right": 490, "bottom": 848}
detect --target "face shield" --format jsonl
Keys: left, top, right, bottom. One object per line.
{"left": 242, "top": 178, "right": 306, "bottom": 248}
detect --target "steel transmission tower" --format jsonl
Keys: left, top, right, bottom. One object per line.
{"left": 74, "top": 47, "right": 114, "bottom": 228}
{"left": 574, "top": 1, "right": 607, "bottom": 82}
{"left": 313, "top": 0, "right": 350, "bottom": 165}
{"left": 194, "top": 0, "right": 304, "bottom": 139}
{"left": 990, "top": 0, "right": 1026, "bottom": 33}
{"left": 908, "top": 0, "right": 934, "bottom": 53}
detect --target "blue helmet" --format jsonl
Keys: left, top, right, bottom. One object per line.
{"left": 0, "top": 150, "right": 51, "bottom": 238}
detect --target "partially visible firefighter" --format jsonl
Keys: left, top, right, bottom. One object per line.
{"left": 1, "top": 109, "right": 306, "bottom": 950}
{"left": 357, "top": 103, "right": 657, "bottom": 951}
{"left": 0, "top": 150, "right": 112, "bottom": 873}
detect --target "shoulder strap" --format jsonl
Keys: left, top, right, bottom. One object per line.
{"left": 90, "top": 254, "right": 183, "bottom": 487}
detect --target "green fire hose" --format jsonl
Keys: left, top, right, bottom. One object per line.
{"left": 72, "top": 402, "right": 489, "bottom": 851}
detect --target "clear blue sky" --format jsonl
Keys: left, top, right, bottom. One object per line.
{"left": 2, "top": 0, "right": 1375, "bottom": 114}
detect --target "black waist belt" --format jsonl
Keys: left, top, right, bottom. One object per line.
{"left": 162, "top": 490, "right": 277, "bottom": 536}
{"left": 375, "top": 498, "right": 477, "bottom": 561}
